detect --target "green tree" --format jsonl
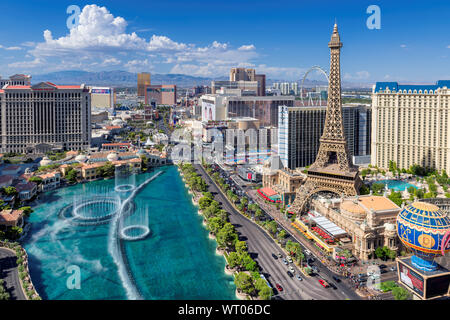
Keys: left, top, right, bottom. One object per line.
{"left": 388, "top": 191, "right": 403, "bottom": 207}
{"left": 266, "top": 220, "right": 278, "bottom": 235}
{"left": 234, "top": 272, "right": 255, "bottom": 295}
{"left": 227, "top": 252, "right": 241, "bottom": 269}
{"left": 241, "top": 254, "right": 258, "bottom": 272}
{"left": 380, "top": 281, "right": 397, "bottom": 292}
{"left": 216, "top": 223, "right": 238, "bottom": 250}
{"left": 3, "top": 186, "right": 17, "bottom": 196}
{"left": 198, "top": 197, "right": 212, "bottom": 210}
{"left": 359, "top": 184, "right": 370, "bottom": 195}
{"left": 258, "top": 285, "right": 273, "bottom": 300}
{"left": 371, "top": 183, "right": 385, "bottom": 195}
{"left": 207, "top": 217, "right": 225, "bottom": 235}
{"left": 392, "top": 286, "right": 411, "bottom": 300}
{"left": 19, "top": 206, "right": 33, "bottom": 217}
{"left": 235, "top": 241, "right": 248, "bottom": 255}
{"left": 277, "top": 230, "right": 287, "bottom": 241}
{"left": 65, "top": 168, "right": 78, "bottom": 183}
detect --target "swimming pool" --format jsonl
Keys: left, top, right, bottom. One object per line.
{"left": 378, "top": 179, "right": 417, "bottom": 192}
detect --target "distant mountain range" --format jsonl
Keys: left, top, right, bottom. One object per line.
{"left": 31, "top": 70, "right": 373, "bottom": 89}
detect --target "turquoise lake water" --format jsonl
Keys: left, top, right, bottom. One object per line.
{"left": 23, "top": 166, "right": 236, "bottom": 300}
{"left": 378, "top": 179, "right": 418, "bottom": 191}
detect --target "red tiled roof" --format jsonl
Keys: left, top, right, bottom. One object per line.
{"left": 0, "top": 210, "right": 23, "bottom": 223}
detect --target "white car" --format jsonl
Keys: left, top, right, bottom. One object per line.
{"left": 287, "top": 256, "right": 293, "bottom": 263}
{"left": 289, "top": 266, "right": 295, "bottom": 273}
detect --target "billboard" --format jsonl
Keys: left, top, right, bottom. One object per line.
{"left": 399, "top": 263, "right": 425, "bottom": 297}
{"left": 92, "top": 88, "right": 111, "bottom": 94}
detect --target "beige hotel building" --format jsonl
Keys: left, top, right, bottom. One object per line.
{"left": 371, "top": 80, "right": 450, "bottom": 172}
{"left": 0, "top": 82, "right": 91, "bottom": 154}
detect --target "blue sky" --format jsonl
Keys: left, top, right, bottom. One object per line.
{"left": 0, "top": 0, "right": 448, "bottom": 82}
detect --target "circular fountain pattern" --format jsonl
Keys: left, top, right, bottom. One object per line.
{"left": 72, "top": 199, "right": 119, "bottom": 221}
{"left": 114, "top": 184, "right": 136, "bottom": 193}
{"left": 120, "top": 225, "right": 151, "bottom": 241}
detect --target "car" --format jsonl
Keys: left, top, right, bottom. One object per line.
{"left": 390, "top": 266, "right": 397, "bottom": 272}
{"left": 308, "top": 257, "right": 315, "bottom": 263}
{"left": 318, "top": 279, "right": 329, "bottom": 288}
{"left": 276, "top": 283, "right": 283, "bottom": 292}
{"left": 287, "top": 271, "right": 294, "bottom": 278}
{"left": 329, "top": 283, "right": 338, "bottom": 290}
{"left": 311, "top": 266, "right": 319, "bottom": 273}
{"left": 287, "top": 256, "right": 293, "bottom": 263}
{"left": 271, "top": 253, "right": 278, "bottom": 260}
{"left": 296, "top": 274, "right": 303, "bottom": 281}
{"left": 304, "top": 249, "right": 311, "bottom": 255}
{"left": 380, "top": 269, "right": 388, "bottom": 274}
{"left": 289, "top": 266, "right": 295, "bottom": 273}
{"left": 332, "top": 275, "right": 341, "bottom": 283}
{"left": 282, "top": 258, "right": 288, "bottom": 265}
{"left": 358, "top": 273, "right": 366, "bottom": 278}
{"left": 379, "top": 264, "right": 387, "bottom": 269}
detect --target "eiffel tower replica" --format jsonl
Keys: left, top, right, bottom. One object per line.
{"left": 289, "top": 23, "right": 362, "bottom": 215}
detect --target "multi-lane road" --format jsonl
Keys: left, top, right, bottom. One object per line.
{"left": 195, "top": 164, "right": 361, "bottom": 300}
{"left": 0, "top": 248, "right": 26, "bottom": 300}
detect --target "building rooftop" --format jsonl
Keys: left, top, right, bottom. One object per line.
{"left": 0, "top": 209, "right": 23, "bottom": 223}
{"left": 374, "top": 80, "right": 450, "bottom": 93}
{"left": 358, "top": 195, "right": 399, "bottom": 212}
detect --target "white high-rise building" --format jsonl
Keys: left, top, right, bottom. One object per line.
{"left": 372, "top": 80, "right": 450, "bottom": 172}
{"left": 0, "top": 82, "right": 91, "bottom": 154}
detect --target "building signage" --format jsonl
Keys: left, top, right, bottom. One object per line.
{"left": 399, "top": 263, "right": 425, "bottom": 297}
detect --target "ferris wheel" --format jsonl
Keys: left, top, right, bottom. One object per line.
{"left": 300, "top": 66, "right": 329, "bottom": 106}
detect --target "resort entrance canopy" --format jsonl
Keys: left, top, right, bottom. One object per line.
{"left": 309, "top": 214, "right": 347, "bottom": 238}
{"left": 257, "top": 187, "right": 281, "bottom": 203}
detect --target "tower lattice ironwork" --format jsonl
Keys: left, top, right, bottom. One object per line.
{"left": 289, "top": 23, "right": 362, "bottom": 215}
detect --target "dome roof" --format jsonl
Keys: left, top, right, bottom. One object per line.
{"left": 397, "top": 201, "right": 450, "bottom": 270}
{"left": 341, "top": 200, "right": 365, "bottom": 215}
{"left": 107, "top": 152, "right": 119, "bottom": 162}
{"left": 75, "top": 154, "right": 88, "bottom": 163}
{"left": 39, "top": 156, "right": 53, "bottom": 167}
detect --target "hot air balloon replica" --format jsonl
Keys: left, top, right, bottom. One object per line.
{"left": 396, "top": 201, "right": 450, "bottom": 299}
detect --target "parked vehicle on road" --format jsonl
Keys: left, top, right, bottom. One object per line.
{"left": 277, "top": 252, "right": 283, "bottom": 258}
{"left": 287, "top": 256, "right": 293, "bottom": 263}
{"left": 282, "top": 258, "right": 288, "bottom": 265}
{"left": 287, "top": 271, "right": 294, "bottom": 278}
{"left": 276, "top": 283, "right": 283, "bottom": 292}
{"left": 296, "top": 274, "right": 303, "bottom": 281}
{"left": 271, "top": 253, "right": 278, "bottom": 260}
{"left": 332, "top": 275, "right": 341, "bottom": 283}
{"left": 289, "top": 266, "right": 295, "bottom": 273}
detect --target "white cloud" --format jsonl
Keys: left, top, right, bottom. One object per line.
{"left": 5, "top": 46, "right": 22, "bottom": 51}
{"left": 4, "top": 3, "right": 304, "bottom": 80}
{"left": 343, "top": 70, "right": 370, "bottom": 81}
{"left": 400, "top": 44, "right": 407, "bottom": 48}
{"left": 101, "top": 57, "right": 121, "bottom": 66}
{"left": 238, "top": 45, "right": 256, "bottom": 51}
{"left": 447, "top": 45, "right": 450, "bottom": 49}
